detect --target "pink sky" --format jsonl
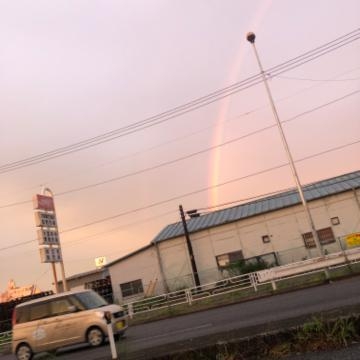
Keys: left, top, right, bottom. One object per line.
{"left": 0, "top": 0, "right": 359, "bottom": 292}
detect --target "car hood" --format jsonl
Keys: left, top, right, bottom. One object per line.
{"left": 98, "top": 304, "right": 123, "bottom": 313}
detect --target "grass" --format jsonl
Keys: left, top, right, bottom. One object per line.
{"left": 154, "top": 315, "right": 360, "bottom": 359}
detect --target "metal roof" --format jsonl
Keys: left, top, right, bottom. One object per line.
{"left": 152, "top": 170, "right": 360, "bottom": 244}
{"left": 63, "top": 268, "right": 108, "bottom": 282}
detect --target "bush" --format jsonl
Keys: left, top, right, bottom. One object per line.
{"left": 226, "top": 259, "right": 270, "bottom": 276}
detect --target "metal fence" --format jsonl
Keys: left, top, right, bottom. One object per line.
{"left": 1, "top": 238, "right": 359, "bottom": 346}
{"left": 0, "top": 329, "right": 12, "bottom": 350}
{"left": 276, "top": 239, "right": 345, "bottom": 265}
{"left": 135, "top": 240, "right": 353, "bottom": 299}
{"left": 125, "top": 271, "right": 258, "bottom": 317}
{"left": 125, "top": 246, "right": 360, "bottom": 318}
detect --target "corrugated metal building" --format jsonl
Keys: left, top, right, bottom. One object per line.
{"left": 65, "top": 171, "right": 360, "bottom": 303}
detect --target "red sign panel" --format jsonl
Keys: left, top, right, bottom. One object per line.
{"left": 33, "top": 194, "right": 55, "bottom": 211}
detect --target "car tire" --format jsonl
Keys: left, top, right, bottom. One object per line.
{"left": 87, "top": 327, "right": 105, "bottom": 347}
{"left": 16, "top": 343, "right": 33, "bottom": 360}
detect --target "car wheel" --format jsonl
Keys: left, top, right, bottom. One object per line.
{"left": 16, "top": 343, "right": 33, "bottom": 360}
{"left": 87, "top": 327, "right": 105, "bottom": 347}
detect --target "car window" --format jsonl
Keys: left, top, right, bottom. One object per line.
{"left": 50, "top": 298, "right": 72, "bottom": 316}
{"left": 16, "top": 306, "right": 30, "bottom": 324}
{"left": 69, "top": 295, "right": 86, "bottom": 311}
{"left": 73, "top": 291, "right": 108, "bottom": 309}
{"left": 29, "top": 302, "right": 50, "bottom": 321}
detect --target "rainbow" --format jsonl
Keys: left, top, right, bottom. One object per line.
{"left": 209, "top": 0, "right": 273, "bottom": 207}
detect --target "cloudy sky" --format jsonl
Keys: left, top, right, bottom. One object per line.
{"left": 1, "top": 0, "right": 359, "bottom": 293}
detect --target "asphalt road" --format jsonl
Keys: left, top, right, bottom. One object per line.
{"left": 121, "top": 276, "right": 360, "bottom": 358}
{"left": 3, "top": 276, "right": 360, "bottom": 359}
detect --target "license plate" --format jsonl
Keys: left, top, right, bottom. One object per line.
{"left": 115, "top": 321, "right": 124, "bottom": 330}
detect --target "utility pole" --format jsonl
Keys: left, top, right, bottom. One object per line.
{"left": 246, "top": 33, "right": 328, "bottom": 276}
{"left": 179, "top": 205, "right": 201, "bottom": 287}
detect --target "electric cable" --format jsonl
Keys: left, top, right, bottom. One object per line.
{"left": 1, "top": 29, "right": 359, "bottom": 174}
{"left": 20, "top": 64, "right": 360, "bottom": 194}
{"left": 43, "top": 139, "right": 360, "bottom": 234}
{"left": 1, "top": 88, "right": 358, "bottom": 209}
{"left": 1, "top": 138, "right": 358, "bottom": 254}
{"left": 276, "top": 75, "right": 360, "bottom": 82}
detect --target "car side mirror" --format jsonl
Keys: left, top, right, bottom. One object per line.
{"left": 68, "top": 305, "right": 78, "bottom": 313}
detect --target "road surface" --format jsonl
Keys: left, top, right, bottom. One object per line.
{"left": 2, "top": 276, "right": 360, "bottom": 359}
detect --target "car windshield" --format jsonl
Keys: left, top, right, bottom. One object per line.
{"left": 73, "top": 291, "right": 108, "bottom": 309}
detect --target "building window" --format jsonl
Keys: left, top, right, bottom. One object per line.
{"left": 216, "top": 250, "right": 243, "bottom": 268}
{"left": 120, "top": 279, "right": 144, "bottom": 298}
{"left": 331, "top": 217, "right": 340, "bottom": 225}
{"left": 317, "top": 227, "right": 336, "bottom": 244}
{"left": 262, "top": 235, "right": 271, "bottom": 243}
{"left": 302, "top": 227, "right": 336, "bottom": 249}
{"left": 85, "top": 276, "right": 113, "bottom": 303}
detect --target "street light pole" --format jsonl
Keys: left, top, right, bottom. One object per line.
{"left": 246, "top": 32, "right": 326, "bottom": 261}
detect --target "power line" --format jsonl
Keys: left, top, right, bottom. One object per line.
{"left": 1, "top": 29, "right": 359, "bottom": 174}
{"left": 276, "top": 75, "right": 360, "bottom": 82}
{"left": 4, "top": 62, "right": 357, "bottom": 203}
{"left": 42, "top": 139, "right": 360, "bottom": 233}
{"left": 63, "top": 209, "right": 177, "bottom": 247}
{"left": 54, "top": 89, "right": 360, "bottom": 195}
{"left": 0, "top": 209, "right": 177, "bottom": 257}
{"left": 2, "top": 90, "right": 360, "bottom": 210}
{"left": 1, "top": 138, "right": 358, "bottom": 254}
{"left": 0, "top": 239, "right": 36, "bottom": 251}
{"left": 196, "top": 187, "right": 296, "bottom": 212}
{"left": 283, "top": 89, "right": 360, "bottom": 123}
{"left": 0, "top": 199, "right": 32, "bottom": 209}
{"left": 25, "top": 64, "right": 360, "bottom": 195}
{"left": 1, "top": 88, "right": 359, "bottom": 209}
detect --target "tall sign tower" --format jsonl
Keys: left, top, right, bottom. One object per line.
{"left": 33, "top": 188, "right": 68, "bottom": 292}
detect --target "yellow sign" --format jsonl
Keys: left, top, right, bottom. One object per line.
{"left": 95, "top": 256, "right": 107, "bottom": 268}
{"left": 346, "top": 233, "right": 360, "bottom": 247}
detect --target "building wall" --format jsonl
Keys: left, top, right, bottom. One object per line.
{"left": 108, "top": 246, "right": 164, "bottom": 304}
{"left": 156, "top": 237, "right": 193, "bottom": 290}
{"left": 107, "top": 189, "right": 360, "bottom": 296}
{"left": 158, "top": 189, "right": 360, "bottom": 290}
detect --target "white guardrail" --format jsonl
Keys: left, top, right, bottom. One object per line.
{"left": 0, "top": 330, "right": 12, "bottom": 349}
{"left": 125, "top": 247, "right": 360, "bottom": 318}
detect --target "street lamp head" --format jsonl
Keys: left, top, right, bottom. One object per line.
{"left": 186, "top": 209, "right": 200, "bottom": 218}
{"left": 246, "top": 32, "right": 256, "bottom": 44}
